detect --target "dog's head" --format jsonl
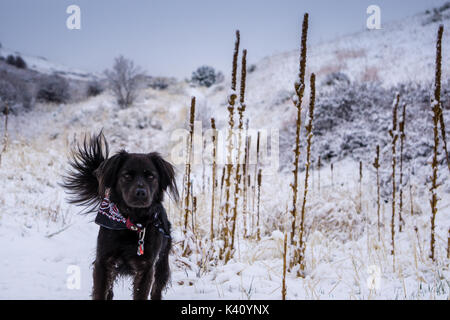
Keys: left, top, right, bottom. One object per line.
{"left": 95, "top": 151, "right": 178, "bottom": 210}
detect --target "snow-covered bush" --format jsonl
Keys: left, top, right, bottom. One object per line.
{"left": 14, "top": 56, "right": 27, "bottom": 69}
{"left": 86, "top": 81, "right": 104, "bottom": 97}
{"left": 191, "top": 65, "right": 217, "bottom": 87}
{"left": 314, "top": 82, "right": 391, "bottom": 135}
{"left": 5, "top": 55, "right": 15, "bottom": 66}
{"left": 215, "top": 71, "right": 225, "bottom": 84}
{"left": 423, "top": 2, "right": 450, "bottom": 25}
{"left": 105, "top": 55, "right": 144, "bottom": 108}
{"left": 247, "top": 64, "right": 256, "bottom": 73}
{"left": 146, "top": 76, "right": 176, "bottom": 90}
{"left": 272, "top": 89, "right": 293, "bottom": 106}
{"left": 0, "top": 71, "right": 33, "bottom": 113}
{"left": 321, "top": 72, "right": 350, "bottom": 87}
{"left": 279, "top": 79, "right": 450, "bottom": 179}
{"left": 5, "top": 55, "right": 27, "bottom": 69}
{"left": 37, "top": 74, "right": 70, "bottom": 103}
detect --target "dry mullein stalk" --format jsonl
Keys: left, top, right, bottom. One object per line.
{"left": 192, "top": 194, "right": 197, "bottom": 237}
{"left": 439, "top": 104, "right": 450, "bottom": 173}
{"left": 414, "top": 226, "right": 423, "bottom": 258}
{"left": 330, "top": 163, "right": 334, "bottom": 188}
{"left": 253, "top": 131, "right": 261, "bottom": 200}
{"left": 248, "top": 173, "right": 252, "bottom": 234}
{"left": 251, "top": 131, "right": 261, "bottom": 236}
{"left": 221, "top": 30, "right": 240, "bottom": 261}
{"left": 295, "top": 72, "right": 316, "bottom": 277}
{"left": 447, "top": 228, "right": 450, "bottom": 259}
{"left": 398, "top": 103, "right": 407, "bottom": 232}
{"left": 409, "top": 176, "right": 414, "bottom": 217}
{"left": 289, "top": 13, "right": 309, "bottom": 246}
{"left": 256, "top": 169, "right": 262, "bottom": 241}
{"left": 183, "top": 97, "right": 196, "bottom": 239}
{"left": 282, "top": 232, "right": 288, "bottom": 300}
{"left": 372, "top": 145, "right": 381, "bottom": 241}
{"left": 202, "top": 139, "right": 206, "bottom": 194}
{"left": 434, "top": 25, "right": 450, "bottom": 173}
{"left": 389, "top": 93, "right": 400, "bottom": 263}
{"left": 227, "top": 49, "right": 248, "bottom": 263}
{"left": 242, "top": 134, "right": 250, "bottom": 238}
{"left": 359, "top": 161, "right": 363, "bottom": 214}
{"left": 0, "top": 104, "right": 9, "bottom": 167}
{"left": 218, "top": 165, "right": 226, "bottom": 241}
{"left": 210, "top": 118, "right": 217, "bottom": 242}
{"left": 219, "top": 166, "right": 226, "bottom": 206}
{"left": 317, "top": 156, "right": 321, "bottom": 194}
{"left": 430, "top": 25, "right": 443, "bottom": 261}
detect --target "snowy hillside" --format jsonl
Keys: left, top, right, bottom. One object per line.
{"left": 0, "top": 47, "right": 97, "bottom": 81}
{"left": 0, "top": 5, "right": 449, "bottom": 300}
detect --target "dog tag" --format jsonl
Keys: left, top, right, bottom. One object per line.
{"left": 137, "top": 228, "right": 146, "bottom": 256}
{"left": 137, "top": 242, "right": 144, "bottom": 256}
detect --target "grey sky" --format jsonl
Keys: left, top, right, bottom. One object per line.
{"left": 0, "top": 0, "right": 448, "bottom": 78}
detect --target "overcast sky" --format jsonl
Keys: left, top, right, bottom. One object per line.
{"left": 0, "top": 0, "right": 448, "bottom": 78}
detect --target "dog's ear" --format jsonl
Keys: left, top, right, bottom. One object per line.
{"left": 95, "top": 150, "right": 127, "bottom": 197}
{"left": 148, "top": 152, "right": 179, "bottom": 202}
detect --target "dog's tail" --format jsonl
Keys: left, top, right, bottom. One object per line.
{"left": 61, "top": 131, "right": 109, "bottom": 213}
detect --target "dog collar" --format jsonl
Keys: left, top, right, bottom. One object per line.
{"left": 95, "top": 193, "right": 143, "bottom": 231}
{"left": 95, "top": 193, "right": 146, "bottom": 255}
{"left": 94, "top": 189, "right": 169, "bottom": 256}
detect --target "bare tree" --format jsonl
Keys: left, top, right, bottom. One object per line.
{"left": 105, "top": 55, "right": 143, "bottom": 108}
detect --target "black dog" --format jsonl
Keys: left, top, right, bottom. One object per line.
{"left": 61, "top": 132, "right": 178, "bottom": 300}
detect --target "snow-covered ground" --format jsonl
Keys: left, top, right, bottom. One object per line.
{"left": 0, "top": 134, "right": 448, "bottom": 299}
{"left": 0, "top": 7, "right": 449, "bottom": 299}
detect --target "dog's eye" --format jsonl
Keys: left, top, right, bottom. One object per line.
{"left": 123, "top": 173, "right": 133, "bottom": 181}
{"left": 144, "top": 170, "right": 154, "bottom": 180}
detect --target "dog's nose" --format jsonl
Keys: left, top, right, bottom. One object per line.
{"left": 135, "top": 188, "right": 147, "bottom": 199}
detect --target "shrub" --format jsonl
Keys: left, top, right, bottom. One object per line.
{"left": 6, "top": 55, "right": 15, "bottom": 66}
{"left": 279, "top": 79, "right": 450, "bottom": 173}
{"left": 247, "top": 64, "right": 256, "bottom": 73}
{"left": 0, "top": 71, "right": 33, "bottom": 113}
{"left": 37, "top": 74, "right": 70, "bottom": 103}
{"left": 5, "top": 55, "right": 27, "bottom": 69}
{"left": 147, "top": 77, "right": 170, "bottom": 90}
{"left": 86, "top": 81, "right": 104, "bottom": 97}
{"left": 191, "top": 65, "right": 217, "bottom": 87}
{"left": 215, "top": 71, "right": 225, "bottom": 84}
{"left": 105, "top": 55, "right": 143, "bottom": 108}
{"left": 14, "top": 56, "right": 27, "bottom": 69}
{"left": 273, "top": 89, "right": 293, "bottom": 105}
{"left": 423, "top": 3, "right": 450, "bottom": 25}
{"left": 322, "top": 72, "right": 350, "bottom": 86}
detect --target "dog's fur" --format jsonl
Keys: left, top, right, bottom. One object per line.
{"left": 61, "top": 132, "right": 178, "bottom": 300}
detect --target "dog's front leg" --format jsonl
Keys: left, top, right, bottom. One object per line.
{"left": 92, "top": 260, "right": 116, "bottom": 300}
{"left": 133, "top": 266, "right": 154, "bottom": 300}
{"left": 151, "top": 237, "right": 171, "bottom": 300}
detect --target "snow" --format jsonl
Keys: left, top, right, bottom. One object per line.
{"left": 0, "top": 6, "right": 449, "bottom": 300}
{"left": 1, "top": 138, "right": 448, "bottom": 299}
{"left": 0, "top": 47, "right": 98, "bottom": 81}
